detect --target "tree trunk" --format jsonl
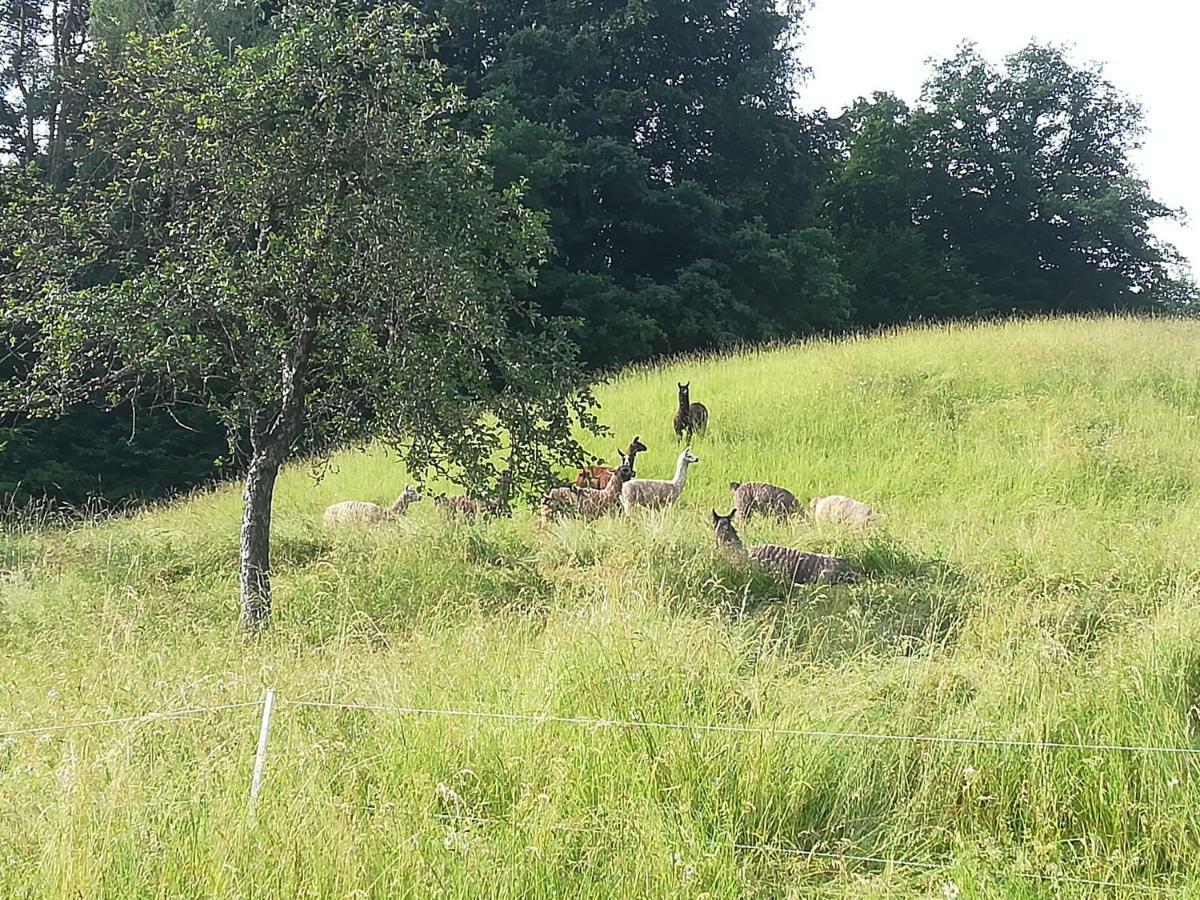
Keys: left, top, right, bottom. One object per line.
{"left": 239, "top": 452, "right": 280, "bottom": 629}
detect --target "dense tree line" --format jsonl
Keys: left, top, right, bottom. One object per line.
{"left": 2, "top": 0, "right": 1194, "bottom": 509}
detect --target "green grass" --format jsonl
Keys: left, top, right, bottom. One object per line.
{"left": 4, "top": 316, "right": 1200, "bottom": 897}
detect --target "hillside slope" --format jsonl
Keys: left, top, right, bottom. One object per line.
{"left": 4, "top": 317, "right": 1200, "bottom": 897}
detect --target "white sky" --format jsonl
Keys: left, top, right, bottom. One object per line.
{"left": 798, "top": 0, "right": 1198, "bottom": 280}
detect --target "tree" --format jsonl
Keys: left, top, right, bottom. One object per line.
{"left": 917, "top": 43, "right": 1186, "bottom": 312}
{"left": 1, "top": 5, "right": 597, "bottom": 625}
{"left": 0, "top": 0, "right": 91, "bottom": 183}
{"left": 413, "top": 0, "right": 850, "bottom": 365}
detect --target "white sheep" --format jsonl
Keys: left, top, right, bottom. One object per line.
{"left": 620, "top": 447, "right": 699, "bottom": 514}
{"left": 809, "top": 494, "right": 877, "bottom": 528}
{"left": 323, "top": 485, "right": 422, "bottom": 525}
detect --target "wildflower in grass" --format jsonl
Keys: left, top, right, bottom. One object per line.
{"left": 1168, "top": 777, "right": 1180, "bottom": 788}
{"left": 943, "top": 881, "right": 960, "bottom": 899}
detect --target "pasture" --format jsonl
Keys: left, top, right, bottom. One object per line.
{"left": 4, "top": 316, "right": 1200, "bottom": 897}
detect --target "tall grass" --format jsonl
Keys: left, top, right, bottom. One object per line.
{"left": 3, "top": 316, "right": 1200, "bottom": 897}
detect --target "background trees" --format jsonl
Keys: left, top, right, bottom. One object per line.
{"left": 2, "top": 5, "right": 597, "bottom": 623}
{"left": 1, "top": 2, "right": 1194, "bottom": 511}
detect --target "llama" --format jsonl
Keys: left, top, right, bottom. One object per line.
{"left": 323, "top": 485, "right": 422, "bottom": 525}
{"left": 620, "top": 447, "right": 699, "bottom": 514}
{"left": 809, "top": 495, "right": 878, "bottom": 528}
{"left": 434, "top": 495, "right": 496, "bottom": 521}
{"left": 575, "top": 436, "right": 648, "bottom": 489}
{"left": 712, "top": 509, "right": 854, "bottom": 585}
{"left": 673, "top": 382, "right": 709, "bottom": 442}
{"left": 541, "top": 461, "right": 634, "bottom": 522}
{"left": 729, "top": 481, "right": 803, "bottom": 520}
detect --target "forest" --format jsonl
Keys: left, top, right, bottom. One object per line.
{"left": 1, "top": 0, "right": 1194, "bottom": 507}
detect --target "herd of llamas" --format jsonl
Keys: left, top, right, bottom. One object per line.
{"left": 323, "top": 381, "right": 877, "bottom": 586}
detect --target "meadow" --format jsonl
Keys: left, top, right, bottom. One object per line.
{"left": 3, "top": 316, "right": 1200, "bottom": 898}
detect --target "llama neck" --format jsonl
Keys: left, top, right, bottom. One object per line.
{"left": 604, "top": 470, "right": 626, "bottom": 499}
{"left": 677, "top": 392, "right": 689, "bottom": 415}
{"left": 717, "top": 530, "right": 747, "bottom": 561}
{"left": 672, "top": 456, "right": 691, "bottom": 487}
{"left": 388, "top": 496, "right": 410, "bottom": 515}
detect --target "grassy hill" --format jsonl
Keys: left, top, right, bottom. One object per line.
{"left": 4, "top": 316, "right": 1200, "bottom": 897}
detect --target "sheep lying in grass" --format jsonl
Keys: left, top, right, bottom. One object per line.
{"left": 712, "top": 509, "right": 854, "bottom": 585}
{"left": 540, "top": 461, "right": 634, "bottom": 523}
{"left": 620, "top": 447, "right": 699, "bottom": 514}
{"left": 810, "top": 494, "right": 878, "bottom": 527}
{"left": 729, "top": 481, "right": 802, "bottom": 520}
{"left": 323, "top": 485, "right": 422, "bottom": 525}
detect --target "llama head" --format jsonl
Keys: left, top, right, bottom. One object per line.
{"left": 629, "top": 435, "right": 648, "bottom": 454}
{"left": 617, "top": 449, "right": 637, "bottom": 479}
{"left": 677, "top": 382, "right": 690, "bottom": 400}
{"left": 729, "top": 481, "right": 741, "bottom": 491}
{"left": 402, "top": 484, "right": 422, "bottom": 503}
{"left": 711, "top": 508, "right": 740, "bottom": 545}
{"left": 681, "top": 447, "right": 699, "bottom": 465}
{"left": 613, "top": 460, "right": 635, "bottom": 484}
{"left": 808, "top": 496, "right": 819, "bottom": 512}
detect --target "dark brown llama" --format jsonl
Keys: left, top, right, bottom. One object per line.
{"left": 673, "top": 382, "right": 709, "bottom": 441}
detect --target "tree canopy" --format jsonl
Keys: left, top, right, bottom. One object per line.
{"left": 1, "top": 4, "right": 1194, "bottom": 512}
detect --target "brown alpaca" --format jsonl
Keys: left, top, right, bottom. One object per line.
{"left": 712, "top": 509, "right": 854, "bottom": 585}
{"left": 434, "top": 495, "right": 495, "bottom": 521}
{"left": 673, "top": 382, "right": 709, "bottom": 441}
{"left": 729, "top": 481, "right": 803, "bottom": 520}
{"left": 575, "top": 436, "right": 648, "bottom": 489}
{"left": 541, "top": 462, "right": 634, "bottom": 522}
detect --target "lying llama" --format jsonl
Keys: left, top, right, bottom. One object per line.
{"left": 575, "top": 436, "right": 648, "bottom": 489}
{"left": 541, "top": 461, "right": 634, "bottom": 522}
{"left": 434, "top": 495, "right": 496, "bottom": 521}
{"left": 621, "top": 447, "right": 699, "bottom": 514}
{"left": 810, "top": 494, "right": 878, "bottom": 527}
{"left": 673, "top": 382, "right": 709, "bottom": 442}
{"left": 729, "top": 481, "right": 802, "bottom": 520}
{"left": 712, "top": 509, "right": 854, "bottom": 585}
{"left": 323, "top": 485, "right": 422, "bottom": 525}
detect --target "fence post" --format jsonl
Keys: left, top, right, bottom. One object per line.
{"left": 248, "top": 687, "right": 276, "bottom": 818}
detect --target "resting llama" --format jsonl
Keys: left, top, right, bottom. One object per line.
{"left": 810, "top": 495, "right": 878, "bottom": 527}
{"left": 673, "top": 383, "right": 709, "bottom": 442}
{"left": 729, "top": 481, "right": 802, "bottom": 520}
{"left": 323, "top": 485, "right": 422, "bottom": 525}
{"left": 621, "top": 447, "right": 699, "bottom": 514}
{"left": 712, "top": 509, "right": 854, "bottom": 585}
{"left": 541, "top": 461, "right": 634, "bottom": 522}
{"left": 434, "top": 495, "right": 497, "bottom": 521}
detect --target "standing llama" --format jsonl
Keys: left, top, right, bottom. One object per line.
{"left": 673, "top": 382, "right": 709, "bottom": 441}
{"left": 323, "top": 485, "right": 422, "bottom": 525}
{"left": 621, "top": 447, "right": 699, "bottom": 513}
{"left": 575, "top": 436, "right": 648, "bottom": 489}
{"left": 541, "top": 461, "right": 635, "bottom": 522}
{"left": 729, "top": 481, "right": 803, "bottom": 520}
{"left": 712, "top": 509, "right": 854, "bottom": 585}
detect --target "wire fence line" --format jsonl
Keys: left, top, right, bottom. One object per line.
{"left": 2, "top": 689, "right": 1187, "bottom": 893}
{"left": 7, "top": 692, "right": 1200, "bottom": 758}
{"left": 283, "top": 697, "right": 1200, "bottom": 757}
{"left": 0, "top": 700, "right": 264, "bottom": 740}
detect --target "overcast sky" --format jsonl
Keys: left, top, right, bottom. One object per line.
{"left": 798, "top": 0, "right": 1198, "bottom": 280}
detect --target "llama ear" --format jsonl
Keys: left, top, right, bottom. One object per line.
{"left": 711, "top": 509, "right": 720, "bottom": 525}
